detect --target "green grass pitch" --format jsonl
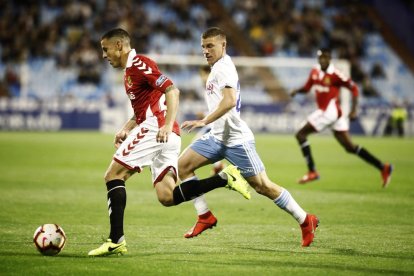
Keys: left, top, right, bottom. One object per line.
{"left": 0, "top": 132, "right": 413, "bottom": 275}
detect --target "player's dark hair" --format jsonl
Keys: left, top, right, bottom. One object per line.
{"left": 101, "top": 28, "right": 130, "bottom": 42}
{"left": 202, "top": 27, "right": 226, "bottom": 40}
{"left": 318, "top": 48, "right": 331, "bottom": 56}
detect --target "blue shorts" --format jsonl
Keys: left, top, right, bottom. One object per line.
{"left": 190, "top": 134, "right": 264, "bottom": 177}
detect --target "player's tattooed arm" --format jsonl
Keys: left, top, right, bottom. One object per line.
{"left": 165, "top": 85, "right": 176, "bottom": 94}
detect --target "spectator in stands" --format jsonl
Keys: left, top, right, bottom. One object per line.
{"left": 370, "top": 62, "right": 386, "bottom": 79}
{"left": 361, "top": 76, "right": 380, "bottom": 97}
{"left": 0, "top": 80, "right": 10, "bottom": 98}
{"left": 4, "top": 65, "right": 20, "bottom": 97}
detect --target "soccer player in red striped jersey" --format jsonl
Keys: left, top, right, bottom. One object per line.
{"left": 291, "top": 48, "right": 393, "bottom": 187}
{"left": 88, "top": 28, "right": 251, "bottom": 257}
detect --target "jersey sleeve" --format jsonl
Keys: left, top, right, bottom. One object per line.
{"left": 334, "top": 70, "right": 359, "bottom": 97}
{"left": 133, "top": 55, "right": 174, "bottom": 93}
{"left": 215, "top": 65, "right": 238, "bottom": 90}
{"left": 300, "top": 69, "right": 315, "bottom": 93}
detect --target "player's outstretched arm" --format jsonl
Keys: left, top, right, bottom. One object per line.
{"left": 290, "top": 89, "right": 300, "bottom": 97}
{"left": 349, "top": 95, "right": 359, "bottom": 121}
{"left": 181, "top": 119, "right": 207, "bottom": 133}
{"left": 181, "top": 87, "right": 236, "bottom": 133}
{"left": 203, "top": 87, "right": 236, "bottom": 122}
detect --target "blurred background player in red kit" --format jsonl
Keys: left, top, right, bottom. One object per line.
{"left": 291, "top": 48, "right": 393, "bottom": 187}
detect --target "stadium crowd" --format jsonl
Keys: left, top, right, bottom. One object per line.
{"left": 0, "top": 0, "right": 412, "bottom": 105}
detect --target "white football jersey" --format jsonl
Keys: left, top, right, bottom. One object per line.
{"left": 205, "top": 54, "right": 254, "bottom": 146}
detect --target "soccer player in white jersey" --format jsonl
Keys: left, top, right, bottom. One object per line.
{"left": 179, "top": 27, "right": 319, "bottom": 247}
{"left": 290, "top": 48, "right": 393, "bottom": 186}
{"left": 88, "top": 28, "right": 251, "bottom": 257}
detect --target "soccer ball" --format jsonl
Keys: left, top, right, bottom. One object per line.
{"left": 33, "top": 224, "right": 66, "bottom": 256}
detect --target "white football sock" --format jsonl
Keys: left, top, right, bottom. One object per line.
{"left": 193, "top": 195, "right": 209, "bottom": 216}
{"left": 181, "top": 176, "right": 210, "bottom": 216}
{"left": 274, "top": 189, "right": 307, "bottom": 224}
{"left": 116, "top": 235, "right": 124, "bottom": 244}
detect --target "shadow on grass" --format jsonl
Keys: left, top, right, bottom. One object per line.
{"left": 0, "top": 250, "right": 138, "bottom": 259}
{"left": 154, "top": 253, "right": 410, "bottom": 275}
{"left": 233, "top": 245, "right": 413, "bottom": 261}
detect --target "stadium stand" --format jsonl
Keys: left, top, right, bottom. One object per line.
{"left": 0, "top": 0, "right": 412, "bottom": 132}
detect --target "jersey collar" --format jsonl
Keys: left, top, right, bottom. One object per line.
{"left": 317, "top": 63, "right": 335, "bottom": 74}
{"left": 125, "top": 49, "right": 137, "bottom": 69}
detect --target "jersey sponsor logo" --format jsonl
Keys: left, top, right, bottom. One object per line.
{"left": 313, "top": 84, "right": 330, "bottom": 93}
{"left": 155, "top": 75, "right": 168, "bottom": 87}
{"left": 133, "top": 59, "right": 152, "bottom": 75}
{"left": 206, "top": 82, "right": 214, "bottom": 95}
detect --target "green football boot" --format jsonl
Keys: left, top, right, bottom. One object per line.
{"left": 88, "top": 239, "right": 127, "bottom": 257}
{"left": 221, "top": 165, "right": 251, "bottom": 199}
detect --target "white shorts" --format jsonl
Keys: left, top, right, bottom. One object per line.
{"left": 113, "top": 117, "right": 181, "bottom": 184}
{"left": 307, "top": 100, "right": 349, "bottom": 132}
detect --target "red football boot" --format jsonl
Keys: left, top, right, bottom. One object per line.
{"left": 298, "top": 171, "right": 320, "bottom": 184}
{"left": 381, "top": 163, "right": 393, "bottom": 188}
{"left": 184, "top": 211, "right": 217, "bottom": 238}
{"left": 300, "top": 214, "right": 319, "bottom": 247}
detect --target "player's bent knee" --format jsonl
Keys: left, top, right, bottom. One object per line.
{"left": 157, "top": 194, "right": 174, "bottom": 207}
{"left": 104, "top": 170, "right": 130, "bottom": 183}
{"left": 344, "top": 146, "right": 356, "bottom": 154}
{"left": 295, "top": 132, "right": 306, "bottom": 142}
{"left": 155, "top": 181, "right": 175, "bottom": 207}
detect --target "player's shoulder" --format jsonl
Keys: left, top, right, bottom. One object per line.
{"left": 127, "top": 54, "right": 159, "bottom": 76}
{"left": 332, "top": 67, "right": 349, "bottom": 81}
{"left": 310, "top": 65, "right": 320, "bottom": 74}
{"left": 212, "top": 55, "right": 236, "bottom": 75}
{"left": 309, "top": 65, "right": 320, "bottom": 79}
{"left": 133, "top": 54, "right": 158, "bottom": 67}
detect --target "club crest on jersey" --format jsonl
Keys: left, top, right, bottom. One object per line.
{"left": 126, "top": 76, "right": 133, "bottom": 88}
{"left": 156, "top": 75, "right": 168, "bottom": 87}
{"left": 323, "top": 77, "right": 331, "bottom": 85}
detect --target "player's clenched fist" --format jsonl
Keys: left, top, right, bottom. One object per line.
{"left": 114, "top": 129, "right": 128, "bottom": 148}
